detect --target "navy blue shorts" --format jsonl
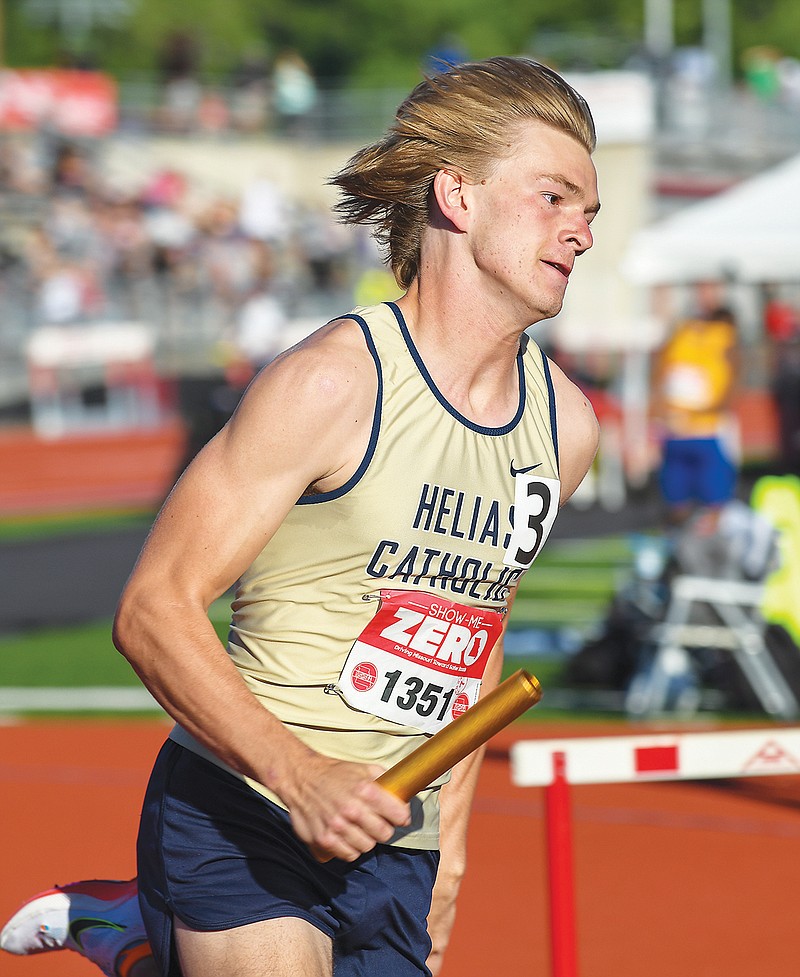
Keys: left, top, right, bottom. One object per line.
{"left": 659, "top": 436, "right": 736, "bottom": 507}
{"left": 137, "top": 740, "right": 439, "bottom": 977}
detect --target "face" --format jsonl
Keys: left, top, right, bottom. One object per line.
{"left": 460, "top": 121, "right": 600, "bottom": 325}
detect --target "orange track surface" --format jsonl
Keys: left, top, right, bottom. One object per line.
{"left": 0, "top": 422, "right": 185, "bottom": 516}
{"left": 2, "top": 720, "right": 799, "bottom": 977}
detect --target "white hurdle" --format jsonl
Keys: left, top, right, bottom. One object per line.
{"left": 510, "top": 727, "right": 800, "bottom": 977}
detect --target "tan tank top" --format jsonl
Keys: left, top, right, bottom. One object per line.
{"left": 171, "top": 302, "right": 561, "bottom": 848}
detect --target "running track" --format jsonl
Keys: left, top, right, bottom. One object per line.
{"left": 2, "top": 720, "right": 799, "bottom": 977}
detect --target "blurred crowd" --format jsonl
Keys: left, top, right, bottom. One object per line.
{"left": 154, "top": 35, "right": 320, "bottom": 138}
{"left": 0, "top": 131, "right": 388, "bottom": 383}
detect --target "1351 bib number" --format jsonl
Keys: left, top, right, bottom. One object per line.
{"left": 338, "top": 590, "right": 503, "bottom": 734}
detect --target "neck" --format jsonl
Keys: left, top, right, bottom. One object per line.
{"left": 394, "top": 281, "right": 527, "bottom": 429}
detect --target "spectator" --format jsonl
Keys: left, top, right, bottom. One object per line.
{"left": 651, "top": 281, "right": 741, "bottom": 531}
{"left": 272, "top": 49, "right": 317, "bottom": 137}
{"left": 156, "top": 31, "right": 202, "bottom": 133}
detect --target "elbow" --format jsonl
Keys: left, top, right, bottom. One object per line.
{"left": 112, "top": 591, "right": 135, "bottom": 664}
{"left": 112, "top": 585, "right": 152, "bottom": 667}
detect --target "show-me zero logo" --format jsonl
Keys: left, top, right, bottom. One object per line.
{"left": 379, "top": 604, "right": 489, "bottom": 666}
{"left": 350, "top": 661, "right": 378, "bottom": 691}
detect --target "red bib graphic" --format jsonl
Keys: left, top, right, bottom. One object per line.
{"left": 339, "top": 590, "right": 504, "bottom": 734}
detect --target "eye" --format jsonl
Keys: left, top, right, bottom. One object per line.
{"left": 542, "top": 192, "right": 560, "bottom": 205}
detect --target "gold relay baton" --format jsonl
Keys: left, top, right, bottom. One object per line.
{"left": 376, "top": 668, "right": 542, "bottom": 800}
{"left": 314, "top": 669, "right": 541, "bottom": 861}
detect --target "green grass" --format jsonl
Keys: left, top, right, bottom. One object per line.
{"left": 0, "top": 616, "right": 231, "bottom": 687}
{"left": 511, "top": 534, "right": 633, "bottom": 629}
{"left": 0, "top": 507, "right": 156, "bottom": 543}
{"left": 0, "top": 535, "right": 636, "bottom": 718}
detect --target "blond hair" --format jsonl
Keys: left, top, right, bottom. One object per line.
{"left": 330, "top": 56, "right": 596, "bottom": 289}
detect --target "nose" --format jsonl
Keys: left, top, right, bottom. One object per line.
{"left": 564, "top": 217, "right": 593, "bottom": 257}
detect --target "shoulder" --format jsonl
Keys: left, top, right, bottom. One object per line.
{"left": 546, "top": 357, "right": 600, "bottom": 505}
{"left": 219, "top": 314, "right": 379, "bottom": 492}
{"left": 244, "top": 315, "right": 377, "bottom": 419}
{"left": 546, "top": 357, "right": 599, "bottom": 441}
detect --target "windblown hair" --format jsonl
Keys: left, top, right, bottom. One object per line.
{"left": 330, "top": 56, "right": 596, "bottom": 290}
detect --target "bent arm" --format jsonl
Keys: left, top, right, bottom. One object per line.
{"left": 113, "top": 320, "right": 410, "bottom": 859}
{"left": 426, "top": 602, "right": 510, "bottom": 974}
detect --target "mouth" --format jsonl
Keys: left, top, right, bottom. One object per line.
{"left": 542, "top": 259, "right": 571, "bottom": 280}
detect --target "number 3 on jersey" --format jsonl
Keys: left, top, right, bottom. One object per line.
{"left": 503, "top": 472, "right": 560, "bottom": 569}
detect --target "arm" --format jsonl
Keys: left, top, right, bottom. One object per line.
{"left": 426, "top": 606, "right": 508, "bottom": 975}
{"left": 721, "top": 324, "right": 741, "bottom": 411}
{"left": 546, "top": 357, "right": 600, "bottom": 505}
{"left": 426, "top": 357, "right": 596, "bottom": 972}
{"left": 112, "top": 318, "right": 410, "bottom": 861}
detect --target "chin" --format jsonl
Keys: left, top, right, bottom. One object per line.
{"left": 530, "top": 299, "right": 564, "bottom": 323}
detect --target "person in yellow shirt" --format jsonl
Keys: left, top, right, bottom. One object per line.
{"left": 652, "top": 282, "right": 740, "bottom": 530}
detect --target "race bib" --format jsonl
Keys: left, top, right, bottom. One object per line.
{"left": 338, "top": 590, "right": 504, "bottom": 734}
{"left": 503, "top": 472, "right": 560, "bottom": 569}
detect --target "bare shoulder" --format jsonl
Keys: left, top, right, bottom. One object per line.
{"left": 225, "top": 315, "right": 378, "bottom": 490}
{"left": 117, "top": 316, "right": 378, "bottom": 603}
{"left": 547, "top": 357, "right": 600, "bottom": 505}
{"left": 232, "top": 316, "right": 376, "bottom": 430}
{"left": 249, "top": 315, "right": 376, "bottom": 411}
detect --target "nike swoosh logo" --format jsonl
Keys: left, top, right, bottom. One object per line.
{"left": 69, "top": 918, "right": 126, "bottom": 951}
{"left": 510, "top": 460, "right": 542, "bottom": 477}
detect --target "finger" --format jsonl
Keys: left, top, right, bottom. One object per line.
{"left": 313, "top": 820, "right": 377, "bottom": 863}
{"left": 355, "top": 780, "right": 411, "bottom": 825}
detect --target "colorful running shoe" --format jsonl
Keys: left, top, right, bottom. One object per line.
{"left": 1, "top": 878, "right": 149, "bottom": 977}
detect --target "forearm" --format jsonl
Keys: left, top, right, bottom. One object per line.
{"left": 427, "top": 737, "right": 490, "bottom": 976}
{"left": 113, "top": 588, "right": 411, "bottom": 860}
{"left": 112, "top": 591, "right": 312, "bottom": 796}
{"left": 428, "top": 644, "right": 504, "bottom": 972}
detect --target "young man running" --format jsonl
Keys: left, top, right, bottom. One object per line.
{"left": 2, "top": 55, "right": 600, "bottom": 977}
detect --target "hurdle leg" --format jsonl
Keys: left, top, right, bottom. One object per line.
{"left": 546, "top": 751, "right": 578, "bottom": 977}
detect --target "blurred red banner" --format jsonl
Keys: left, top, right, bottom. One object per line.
{"left": 0, "top": 69, "right": 117, "bottom": 136}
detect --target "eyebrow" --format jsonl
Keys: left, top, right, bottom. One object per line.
{"left": 538, "top": 172, "right": 601, "bottom": 216}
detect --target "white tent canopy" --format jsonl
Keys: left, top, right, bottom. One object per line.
{"left": 622, "top": 154, "right": 800, "bottom": 285}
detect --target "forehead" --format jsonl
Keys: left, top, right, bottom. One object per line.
{"left": 502, "top": 119, "right": 592, "bottom": 164}
{"left": 494, "top": 120, "right": 598, "bottom": 191}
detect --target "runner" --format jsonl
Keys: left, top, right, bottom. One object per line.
{"left": 2, "top": 55, "right": 601, "bottom": 977}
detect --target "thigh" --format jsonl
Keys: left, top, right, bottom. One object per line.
{"left": 333, "top": 847, "right": 439, "bottom": 977}
{"left": 174, "top": 916, "right": 332, "bottom": 977}
{"left": 138, "top": 742, "right": 437, "bottom": 977}
{"left": 137, "top": 742, "right": 343, "bottom": 977}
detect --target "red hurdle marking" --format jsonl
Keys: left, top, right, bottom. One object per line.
{"left": 510, "top": 727, "right": 800, "bottom": 976}
{"left": 546, "top": 752, "right": 577, "bottom": 977}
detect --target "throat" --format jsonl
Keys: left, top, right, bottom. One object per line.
{"left": 444, "top": 373, "right": 522, "bottom": 429}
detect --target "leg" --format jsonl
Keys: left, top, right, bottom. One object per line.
{"left": 137, "top": 744, "right": 343, "bottom": 977}
{"left": 138, "top": 745, "right": 437, "bottom": 977}
{"left": 174, "top": 916, "right": 332, "bottom": 977}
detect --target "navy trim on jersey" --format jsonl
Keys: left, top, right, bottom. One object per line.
{"left": 296, "top": 315, "right": 383, "bottom": 505}
{"left": 386, "top": 302, "right": 526, "bottom": 436}
{"left": 540, "top": 351, "right": 559, "bottom": 472}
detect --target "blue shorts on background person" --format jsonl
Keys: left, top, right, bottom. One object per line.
{"left": 659, "top": 436, "right": 737, "bottom": 510}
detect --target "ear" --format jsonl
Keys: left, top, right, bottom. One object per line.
{"left": 431, "top": 169, "right": 471, "bottom": 232}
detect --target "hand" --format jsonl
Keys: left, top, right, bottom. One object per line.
{"left": 281, "top": 753, "right": 411, "bottom": 862}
